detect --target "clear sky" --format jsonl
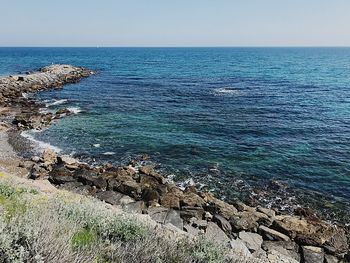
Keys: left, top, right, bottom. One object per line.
{"left": 1, "top": 0, "right": 349, "bottom": 47}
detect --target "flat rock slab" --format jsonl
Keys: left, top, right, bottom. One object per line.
{"left": 238, "top": 231, "right": 263, "bottom": 253}
{"left": 148, "top": 207, "right": 183, "bottom": 230}
{"left": 204, "top": 222, "right": 230, "bottom": 245}
{"left": 259, "top": 225, "right": 290, "bottom": 241}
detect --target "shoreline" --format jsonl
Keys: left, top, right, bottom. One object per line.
{"left": 0, "top": 65, "right": 349, "bottom": 262}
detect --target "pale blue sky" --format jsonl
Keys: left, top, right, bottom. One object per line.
{"left": 1, "top": 0, "right": 349, "bottom": 47}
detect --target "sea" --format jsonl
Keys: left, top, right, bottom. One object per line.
{"left": 1, "top": 47, "right": 349, "bottom": 221}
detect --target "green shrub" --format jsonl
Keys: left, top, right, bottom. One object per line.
{"left": 190, "top": 237, "right": 226, "bottom": 263}
{"left": 72, "top": 228, "right": 98, "bottom": 248}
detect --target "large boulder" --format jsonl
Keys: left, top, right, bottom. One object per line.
{"left": 229, "top": 239, "right": 252, "bottom": 258}
{"left": 205, "top": 197, "right": 238, "bottom": 220}
{"left": 213, "top": 214, "right": 232, "bottom": 233}
{"left": 230, "top": 211, "right": 271, "bottom": 232}
{"left": 301, "top": 246, "right": 324, "bottom": 263}
{"left": 95, "top": 191, "right": 125, "bottom": 205}
{"left": 262, "top": 241, "right": 300, "bottom": 262}
{"left": 148, "top": 207, "right": 183, "bottom": 230}
{"left": 180, "top": 192, "right": 206, "bottom": 208}
{"left": 238, "top": 231, "right": 263, "bottom": 253}
{"left": 42, "top": 149, "right": 57, "bottom": 164}
{"left": 258, "top": 225, "right": 291, "bottom": 242}
{"left": 272, "top": 215, "right": 349, "bottom": 254}
{"left": 48, "top": 165, "right": 75, "bottom": 184}
{"left": 74, "top": 169, "right": 107, "bottom": 190}
{"left": 205, "top": 222, "right": 230, "bottom": 245}
{"left": 160, "top": 193, "right": 180, "bottom": 209}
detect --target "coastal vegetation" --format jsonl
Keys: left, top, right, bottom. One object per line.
{"left": 0, "top": 172, "right": 232, "bottom": 263}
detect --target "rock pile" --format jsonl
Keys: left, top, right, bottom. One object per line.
{"left": 0, "top": 65, "right": 93, "bottom": 130}
{"left": 27, "top": 151, "right": 349, "bottom": 263}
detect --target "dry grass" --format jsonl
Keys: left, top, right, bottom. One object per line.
{"left": 0, "top": 173, "right": 259, "bottom": 263}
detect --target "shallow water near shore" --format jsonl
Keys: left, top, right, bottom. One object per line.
{"left": 1, "top": 47, "right": 350, "bottom": 221}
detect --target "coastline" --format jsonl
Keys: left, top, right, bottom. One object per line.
{"left": 0, "top": 65, "right": 349, "bottom": 262}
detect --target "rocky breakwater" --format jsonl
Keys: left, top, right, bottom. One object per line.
{"left": 26, "top": 149, "right": 350, "bottom": 263}
{"left": 0, "top": 64, "right": 93, "bottom": 129}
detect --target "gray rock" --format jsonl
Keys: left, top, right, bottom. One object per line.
{"left": 302, "top": 246, "right": 324, "bottom": 263}
{"left": 205, "top": 222, "right": 230, "bottom": 245}
{"left": 262, "top": 241, "right": 300, "bottom": 262}
{"left": 123, "top": 201, "right": 145, "bottom": 214}
{"left": 58, "top": 155, "right": 79, "bottom": 165}
{"left": 191, "top": 218, "right": 208, "bottom": 230}
{"left": 184, "top": 224, "right": 201, "bottom": 236}
{"left": 95, "top": 191, "right": 125, "bottom": 205}
{"left": 230, "top": 239, "right": 251, "bottom": 258}
{"left": 238, "top": 231, "right": 263, "bottom": 253}
{"left": 324, "top": 254, "right": 339, "bottom": 263}
{"left": 213, "top": 214, "right": 232, "bottom": 233}
{"left": 259, "top": 225, "right": 290, "bottom": 241}
{"left": 148, "top": 207, "right": 183, "bottom": 230}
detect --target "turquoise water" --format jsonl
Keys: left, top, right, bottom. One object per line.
{"left": 1, "top": 47, "right": 350, "bottom": 213}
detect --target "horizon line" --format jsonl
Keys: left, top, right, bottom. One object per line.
{"left": 1, "top": 45, "right": 350, "bottom": 48}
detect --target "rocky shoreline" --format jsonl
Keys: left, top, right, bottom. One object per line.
{"left": 0, "top": 65, "right": 349, "bottom": 263}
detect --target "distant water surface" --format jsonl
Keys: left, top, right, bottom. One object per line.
{"left": 1, "top": 47, "right": 349, "bottom": 218}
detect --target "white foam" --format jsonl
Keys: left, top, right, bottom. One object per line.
{"left": 67, "top": 107, "right": 82, "bottom": 114}
{"left": 213, "top": 87, "right": 241, "bottom": 96}
{"left": 45, "top": 99, "right": 68, "bottom": 107}
{"left": 93, "top": 144, "right": 101, "bottom": 148}
{"left": 102, "top": 151, "right": 115, "bottom": 156}
{"left": 21, "top": 130, "right": 62, "bottom": 153}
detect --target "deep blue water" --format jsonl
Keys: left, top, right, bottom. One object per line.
{"left": 1, "top": 47, "right": 350, "bottom": 211}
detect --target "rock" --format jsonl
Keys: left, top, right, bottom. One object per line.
{"left": 48, "top": 165, "right": 75, "bottom": 184}
{"left": 205, "top": 197, "right": 238, "bottom": 219}
{"left": 57, "top": 155, "right": 79, "bottom": 166}
{"left": 259, "top": 225, "right": 291, "bottom": 242}
{"left": 323, "top": 228, "right": 349, "bottom": 255}
{"left": 257, "top": 206, "right": 276, "bottom": 218}
{"left": 273, "top": 215, "right": 348, "bottom": 253}
{"left": 205, "top": 222, "right": 230, "bottom": 245}
{"left": 123, "top": 201, "right": 145, "bottom": 214}
{"left": 238, "top": 231, "right": 263, "bottom": 253}
{"left": 324, "top": 254, "right": 339, "bottom": 263}
{"left": 148, "top": 207, "right": 183, "bottom": 230}
{"left": 116, "top": 180, "right": 142, "bottom": 199}
{"left": 139, "top": 165, "right": 165, "bottom": 184}
{"left": 31, "top": 156, "right": 41, "bottom": 162}
{"left": 262, "top": 241, "right": 300, "bottom": 262}
{"left": 58, "top": 182, "right": 91, "bottom": 195}
{"left": 180, "top": 206, "right": 205, "bottom": 221}
{"left": 184, "top": 224, "right": 201, "bottom": 236}
{"left": 301, "top": 246, "right": 324, "bottom": 263}
{"left": 233, "top": 201, "right": 256, "bottom": 212}
{"left": 180, "top": 192, "right": 205, "bottom": 207}
{"left": 142, "top": 187, "right": 160, "bottom": 204}
{"left": 55, "top": 108, "right": 72, "bottom": 116}
{"left": 230, "top": 239, "right": 252, "bottom": 258}
{"left": 212, "top": 214, "right": 232, "bottom": 233}
{"left": 191, "top": 218, "right": 208, "bottom": 230}
{"left": 139, "top": 165, "right": 154, "bottom": 175}
{"left": 42, "top": 149, "right": 57, "bottom": 164}
{"left": 160, "top": 193, "right": 180, "bottom": 209}
{"left": 74, "top": 169, "right": 107, "bottom": 190}
{"left": 29, "top": 163, "right": 48, "bottom": 179}
{"left": 95, "top": 191, "right": 125, "bottom": 205}
{"left": 204, "top": 211, "right": 213, "bottom": 220}
{"left": 294, "top": 207, "right": 320, "bottom": 222}
{"left": 118, "top": 195, "right": 135, "bottom": 205}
